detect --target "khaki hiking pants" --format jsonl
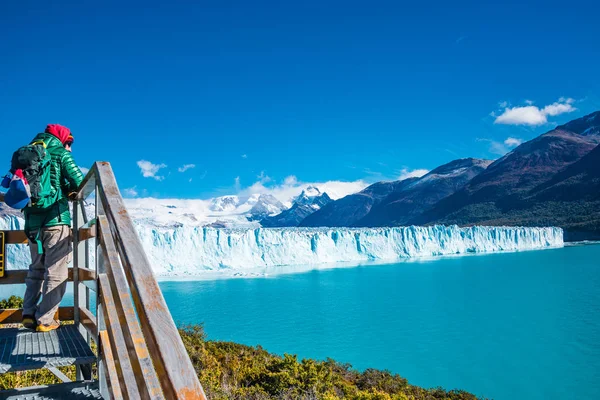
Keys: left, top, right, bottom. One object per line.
{"left": 23, "top": 225, "right": 72, "bottom": 326}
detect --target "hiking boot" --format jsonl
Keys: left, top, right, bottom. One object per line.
{"left": 22, "top": 315, "right": 36, "bottom": 330}
{"left": 36, "top": 320, "right": 60, "bottom": 332}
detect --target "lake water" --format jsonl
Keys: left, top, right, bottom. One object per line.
{"left": 159, "top": 244, "right": 600, "bottom": 400}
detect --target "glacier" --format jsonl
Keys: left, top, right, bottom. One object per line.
{"left": 1, "top": 215, "right": 564, "bottom": 277}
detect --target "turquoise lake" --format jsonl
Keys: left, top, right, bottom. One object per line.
{"left": 159, "top": 244, "right": 600, "bottom": 400}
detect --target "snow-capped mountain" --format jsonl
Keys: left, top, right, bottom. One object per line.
{"left": 292, "top": 186, "right": 331, "bottom": 209}
{"left": 260, "top": 187, "right": 333, "bottom": 227}
{"left": 209, "top": 195, "right": 241, "bottom": 212}
{"left": 247, "top": 194, "right": 286, "bottom": 221}
{"left": 115, "top": 183, "right": 339, "bottom": 229}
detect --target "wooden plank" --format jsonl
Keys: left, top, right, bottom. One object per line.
{"left": 77, "top": 226, "right": 96, "bottom": 242}
{"left": 2, "top": 231, "right": 28, "bottom": 244}
{"left": 0, "top": 307, "right": 75, "bottom": 324}
{"left": 0, "top": 268, "right": 96, "bottom": 285}
{"left": 77, "top": 267, "right": 97, "bottom": 281}
{"left": 100, "top": 330, "right": 124, "bottom": 400}
{"left": 98, "top": 272, "right": 142, "bottom": 400}
{"left": 1, "top": 227, "right": 94, "bottom": 246}
{"left": 0, "top": 227, "right": 96, "bottom": 246}
{"left": 98, "top": 216, "right": 163, "bottom": 399}
{"left": 79, "top": 306, "right": 98, "bottom": 338}
{"left": 95, "top": 162, "right": 206, "bottom": 400}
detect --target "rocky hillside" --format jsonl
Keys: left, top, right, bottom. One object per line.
{"left": 414, "top": 111, "right": 600, "bottom": 239}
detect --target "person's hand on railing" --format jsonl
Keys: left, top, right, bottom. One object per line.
{"left": 67, "top": 192, "right": 79, "bottom": 201}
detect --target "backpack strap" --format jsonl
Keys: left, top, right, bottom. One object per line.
{"left": 30, "top": 140, "right": 48, "bottom": 148}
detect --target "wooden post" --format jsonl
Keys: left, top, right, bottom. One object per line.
{"left": 73, "top": 200, "right": 83, "bottom": 380}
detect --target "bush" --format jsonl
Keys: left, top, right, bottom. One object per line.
{"left": 179, "top": 325, "right": 484, "bottom": 400}
{"left": 0, "top": 295, "right": 24, "bottom": 309}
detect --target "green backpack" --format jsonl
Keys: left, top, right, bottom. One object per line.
{"left": 10, "top": 140, "right": 56, "bottom": 209}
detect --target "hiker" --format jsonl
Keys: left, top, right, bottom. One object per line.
{"left": 13, "top": 125, "right": 83, "bottom": 332}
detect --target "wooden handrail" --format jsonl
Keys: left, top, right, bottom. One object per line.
{"left": 88, "top": 162, "right": 206, "bottom": 399}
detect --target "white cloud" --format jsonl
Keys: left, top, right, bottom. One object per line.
{"left": 504, "top": 137, "right": 523, "bottom": 147}
{"left": 494, "top": 106, "right": 547, "bottom": 126}
{"left": 234, "top": 176, "right": 241, "bottom": 191}
{"left": 79, "top": 166, "right": 90, "bottom": 175}
{"left": 494, "top": 97, "right": 577, "bottom": 126}
{"left": 137, "top": 160, "right": 167, "bottom": 181}
{"left": 398, "top": 168, "right": 429, "bottom": 180}
{"left": 241, "top": 154, "right": 248, "bottom": 159}
{"left": 178, "top": 164, "right": 196, "bottom": 173}
{"left": 542, "top": 99, "right": 575, "bottom": 116}
{"left": 123, "top": 186, "right": 138, "bottom": 197}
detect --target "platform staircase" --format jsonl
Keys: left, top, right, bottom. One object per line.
{"left": 0, "top": 162, "right": 207, "bottom": 399}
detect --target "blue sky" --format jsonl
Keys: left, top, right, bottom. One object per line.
{"left": 1, "top": 0, "right": 599, "bottom": 199}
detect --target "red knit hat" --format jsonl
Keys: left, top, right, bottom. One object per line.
{"left": 45, "top": 124, "right": 72, "bottom": 144}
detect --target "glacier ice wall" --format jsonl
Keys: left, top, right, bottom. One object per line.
{"left": 0, "top": 216, "right": 31, "bottom": 271}
{"left": 1, "top": 215, "right": 564, "bottom": 276}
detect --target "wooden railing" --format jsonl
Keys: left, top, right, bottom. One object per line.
{"left": 1, "top": 162, "right": 207, "bottom": 399}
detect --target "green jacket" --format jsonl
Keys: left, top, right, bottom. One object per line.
{"left": 24, "top": 133, "right": 84, "bottom": 232}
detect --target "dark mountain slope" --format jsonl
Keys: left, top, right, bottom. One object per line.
{"left": 356, "top": 158, "right": 492, "bottom": 227}
{"left": 414, "top": 111, "right": 600, "bottom": 239}
{"left": 299, "top": 178, "right": 418, "bottom": 227}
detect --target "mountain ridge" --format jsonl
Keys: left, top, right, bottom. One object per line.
{"left": 410, "top": 111, "right": 600, "bottom": 239}
{"left": 301, "top": 158, "right": 492, "bottom": 228}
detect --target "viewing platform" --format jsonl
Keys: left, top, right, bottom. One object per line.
{"left": 0, "top": 162, "right": 207, "bottom": 399}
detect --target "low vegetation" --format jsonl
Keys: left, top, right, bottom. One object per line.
{"left": 180, "top": 325, "right": 482, "bottom": 400}
{"left": 0, "top": 297, "right": 483, "bottom": 399}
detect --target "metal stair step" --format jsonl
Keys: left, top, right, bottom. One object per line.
{"left": 0, "top": 325, "right": 95, "bottom": 373}
{"left": 0, "top": 381, "right": 103, "bottom": 399}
